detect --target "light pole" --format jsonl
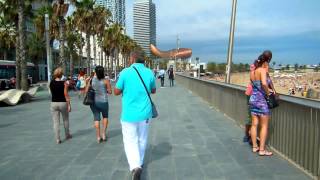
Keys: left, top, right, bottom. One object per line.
{"left": 225, "top": 0, "right": 237, "bottom": 83}
{"left": 45, "top": 14, "right": 51, "bottom": 83}
{"left": 196, "top": 57, "right": 200, "bottom": 78}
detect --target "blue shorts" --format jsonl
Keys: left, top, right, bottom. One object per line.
{"left": 90, "top": 102, "right": 109, "bottom": 121}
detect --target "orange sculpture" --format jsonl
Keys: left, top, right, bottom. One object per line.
{"left": 150, "top": 44, "right": 192, "bottom": 59}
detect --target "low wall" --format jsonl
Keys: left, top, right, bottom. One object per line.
{"left": 176, "top": 74, "right": 320, "bottom": 179}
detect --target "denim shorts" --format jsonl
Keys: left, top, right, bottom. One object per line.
{"left": 90, "top": 101, "right": 109, "bottom": 121}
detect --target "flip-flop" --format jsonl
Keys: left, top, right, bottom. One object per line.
{"left": 252, "top": 146, "right": 259, "bottom": 153}
{"left": 259, "top": 150, "right": 273, "bottom": 156}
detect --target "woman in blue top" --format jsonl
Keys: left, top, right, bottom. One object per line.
{"left": 87, "top": 66, "right": 112, "bottom": 143}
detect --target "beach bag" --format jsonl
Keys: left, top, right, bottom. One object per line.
{"left": 83, "top": 79, "right": 95, "bottom": 106}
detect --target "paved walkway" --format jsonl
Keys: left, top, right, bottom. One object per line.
{"left": 0, "top": 81, "right": 311, "bottom": 180}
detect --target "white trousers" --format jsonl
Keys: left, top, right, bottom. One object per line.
{"left": 121, "top": 120, "right": 149, "bottom": 171}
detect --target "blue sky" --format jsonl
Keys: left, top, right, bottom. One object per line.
{"left": 126, "top": 0, "right": 320, "bottom": 65}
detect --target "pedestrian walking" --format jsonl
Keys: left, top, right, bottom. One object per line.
{"left": 87, "top": 66, "right": 112, "bottom": 143}
{"left": 114, "top": 50, "right": 156, "bottom": 180}
{"left": 158, "top": 69, "right": 165, "bottom": 87}
{"left": 78, "top": 71, "right": 86, "bottom": 98}
{"left": 168, "top": 67, "right": 175, "bottom": 87}
{"left": 249, "top": 51, "right": 275, "bottom": 156}
{"left": 49, "top": 67, "right": 72, "bottom": 144}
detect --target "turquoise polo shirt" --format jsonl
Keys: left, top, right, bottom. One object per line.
{"left": 116, "top": 63, "right": 156, "bottom": 122}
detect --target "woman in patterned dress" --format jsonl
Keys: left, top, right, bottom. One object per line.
{"left": 249, "top": 51, "right": 274, "bottom": 156}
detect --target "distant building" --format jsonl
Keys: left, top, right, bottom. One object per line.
{"left": 133, "top": 0, "right": 156, "bottom": 57}
{"left": 96, "top": 0, "right": 126, "bottom": 28}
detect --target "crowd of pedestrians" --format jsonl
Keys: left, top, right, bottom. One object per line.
{"left": 154, "top": 66, "right": 175, "bottom": 88}
{"left": 48, "top": 50, "right": 278, "bottom": 180}
{"left": 48, "top": 50, "right": 156, "bottom": 180}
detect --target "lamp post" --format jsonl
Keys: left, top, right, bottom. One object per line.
{"left": 196, "top": 57, "right": 200, "bottom": 78}
{"left": 225, "top": 0, "right": 237, "bottom": 83}
{"left": 45, "top": 14, "right": 51, "bottom": 83}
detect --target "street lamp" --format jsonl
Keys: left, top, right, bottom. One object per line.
{"left": 196, "top": 57, "right": 200, "bottom": 78}
{"left": 225, "top": 0, "right": 238, "bottom": 83}
{"left": 45, "top": 14, "right": 51, "bottom": 83}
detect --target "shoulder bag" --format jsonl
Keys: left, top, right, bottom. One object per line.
{"left": 83, "top": 78, "right": 95, "bottom": 106}
{"left": 133, "top": 66, "right": 158, "bottom": 118}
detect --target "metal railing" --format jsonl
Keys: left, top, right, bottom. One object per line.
{"left": 176, "top": 74, "right": 320, "bottom": 179}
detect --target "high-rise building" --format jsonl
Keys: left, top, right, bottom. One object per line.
{"left": 133, "top": 0, "right": 156, "bottom": 57}
{"left": 95, "top": 0, "right": 126, "bottom": 28}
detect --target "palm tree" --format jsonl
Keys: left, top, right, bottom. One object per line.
{"left": 27, "top": 33, "right": 45, "bottom": 64}
{"left": 107, "top": 23, "right": 122, "bottom": 73}
{"left": 120, "top": 34, "right": 137, "bottom": 67}
{"left": 0, "top": 17, "right": 16, "bottom": 60}
{"left": 74, "top": 32, "right": 84, "bottom": 70}
{"left": 0, "top": 0, "right": 41, "bottom": 90}
{"left": 91, "top": 6, "right": 110, "bottom": 67}
{"left": 102, "top": 28, "right": 112, "bottom": 72}
{"left": 52, "top": 0, "right": 71, "bottom": 75}
{"left": 73, "top": 0, "right": 95, "bottom": 74}
{"left": 65, "top": 16, "right": 83, "bottom": 76}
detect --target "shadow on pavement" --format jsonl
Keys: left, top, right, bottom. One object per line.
{"left": 72, "top": 128, "right": 92, "bottom": 137}
{"left": 146, "top": 142, "right": 173, "bottom": 165}
{"left": 0, "top": 122, "right": 18, "bottom": 129}
{"left": 108, "top": 128, "right": 122, "bottom": 138}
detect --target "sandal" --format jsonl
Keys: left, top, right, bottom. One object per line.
{"left": 97, "top": 137, "right": 102, "bottom": 143}
{"left": 252, "top": 146, "right": 259, "bottom": 153}
{"left": 66, "top": 134, "right": 72, "bottom": 140}
{"left": 101, "top": 134, "right": 107, "bottom": 141}
{"left": 259, "top": 150, "right": 273, "bottom": 156}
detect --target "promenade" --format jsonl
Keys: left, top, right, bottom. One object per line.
{"left": 0, "top": 81, "right": 311, "bottom": 180}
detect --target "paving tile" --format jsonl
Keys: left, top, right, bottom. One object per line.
{"left": 0, "top": 84, "right": 313, "bottom": 180}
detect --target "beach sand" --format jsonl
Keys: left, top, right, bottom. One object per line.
{"left": 203, "top": 72, "right": 320, "bottom": 100}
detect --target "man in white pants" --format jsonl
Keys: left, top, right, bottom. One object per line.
{"left": 114, "top": 51, "right": 156, "bottom": 180}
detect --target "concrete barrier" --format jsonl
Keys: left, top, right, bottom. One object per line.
{"left": 0, "top": 87, "right": 39, "bottom": 105}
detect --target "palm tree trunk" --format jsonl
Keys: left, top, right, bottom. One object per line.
{"left": 15, "top": 35, "right": 21, "bottom": 90}
{"left": 100, "top": 46, "right": 103, "bottom": 66}
{"left": 70, "top": 54, "right": 74, "bottom": 76}
{"left": 18, "top": 0, "right": 28, "bottom": 91}
{"left": 86, "top": 34, "right": 91, "bottom": 74}
{"left": 116, "top": 48, "right": 119, "bottom": 73}
{"left": 93, "top": 35, "right": 96, "bottom": 66}
{"left": 104, "top": 53, "right": 107, "bottom": 69}
{"left": 79, "top": 47, "right": 83, "bottom": 69}
{"left": 106, "top": 55, "right": 109, "bottom": 72}
{"left": 3, "top": 51, "right": 8, "bottom": 60}
{"left": 59, "top": 17, "right": 66, "bottom": 75}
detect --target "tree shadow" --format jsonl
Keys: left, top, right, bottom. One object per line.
{"left": 0, "top": 122, "right": 17, "bottom": 128}
{"left": 72, "top": 128, "right": 92, "bottom": 137}
{"left": 108, "top": 128, "right": 121, "bottom": 138}
{"left": 144, "top": 142, "right": 173, "bottom": 166}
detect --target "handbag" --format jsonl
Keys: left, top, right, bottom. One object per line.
{"left": 133, "top": 66, "right": 158, "bottom": 118}
{"left": 83, "top": 78, "right": 95, "bottom": 106}
{"left": 266, "top": 93, "right": 279, "bottom": 109}
{"left": 251, "top": 80, "right": 279, "bottom": 109}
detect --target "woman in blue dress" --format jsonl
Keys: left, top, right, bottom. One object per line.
{"left": 249, "top": 51, "right": 274, "bottom": 156}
